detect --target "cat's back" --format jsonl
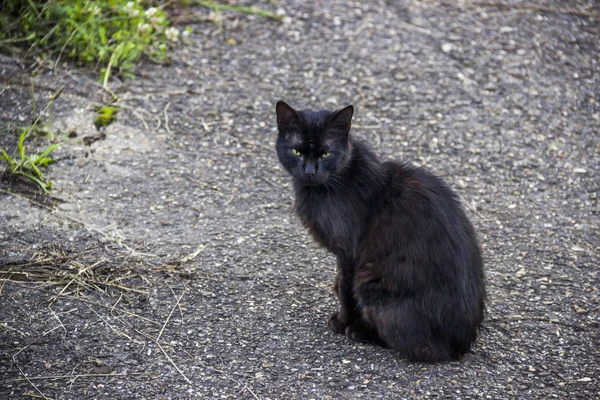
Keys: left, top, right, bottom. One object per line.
{"left": 381, "top": 161, "right": 461, "bottom": 208}
{"left": 375, "top": 160, "right": 481, "bottom": 271}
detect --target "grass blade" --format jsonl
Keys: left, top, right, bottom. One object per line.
{"left": 38, "top": 143, "right": 60, "bottom": 159}
{"left": 18, "top": 130, "right": 28, "bottom": 159}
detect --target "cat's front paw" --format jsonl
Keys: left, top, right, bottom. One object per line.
{"left": 345, "top": 320, "right": 380, "bottom": 345}
{"left": 328, "top": 312, "right": 347, "bottom": 335}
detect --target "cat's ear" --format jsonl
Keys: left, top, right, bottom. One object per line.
{"left": 328, "top": 105, "right": 354, "bottom": 133}
{"left": 276, "top": 101, "right": 301, "bottom": 129}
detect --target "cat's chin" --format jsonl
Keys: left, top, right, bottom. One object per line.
{"left": 297, "top": 176, "right": 329, "bottom": 187}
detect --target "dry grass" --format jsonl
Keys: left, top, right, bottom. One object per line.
{"left": 1, "top": 243, "right": 200, "bottom": 395}
{"left": 0, "top": 246, "right": 150, "bottom": 299}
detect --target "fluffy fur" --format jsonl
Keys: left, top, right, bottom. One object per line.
{"left": 275, "top": 101, "right": 486, "bottom": 362}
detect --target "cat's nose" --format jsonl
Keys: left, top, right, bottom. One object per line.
{"left": 304, "top": 162, "right": 316, "bottom": 178}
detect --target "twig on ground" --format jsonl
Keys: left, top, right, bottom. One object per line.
{"left": 49, "top": 259, "right": 102, "bottom": 305}
{"left": 54, "top": 212, "right": 156, "bottom": 258}
{"left": 182, "top": 174, "right": 222, "bottom": 192}
{"left": 353, "top": 124, "right": 382, "bottom": 130}
{"left": 156, "top": 341, "right": 192, "bottom": 385}
{"left": 199, "top": 118, "right": 211, "bottom": 132}
{"left": 168, "top": 284, "right": 186, "bottom": 327}
{"left": 78, "top": 297, "right": 160, "bottom": 326}
{"left": 2, "top": 249, "right": 149, "bottom": 301}
{"left": 180, "top": 244, "right": 208, "bottom": 263}
{"left": 46, "top": 307, "right": 68, "bottom": 336}
{"left": 85, "top": 303, "right": 136, "bottom": 342}
{"left": 12, "top": 342, "right": 33, "bottom": 361}
{"left": 118, "top": 104, "right": 150, "bottom": 131}
{"left": 178, "top": 347, "right": 253, "bottom": 378}
{"left": 41, "top": 324, "right": 62, "bottom": 336}
{"left": 14, "top": 364, "right": 52, "bottom": 400}
{"left": 158, "top": 289, "right": 185, "bottom": 341}
{"left": 117, "top": 315, "right": 161, "bottom": 342}
{"left": 110, "top": 293, "right": 123, "bottom": 314}
{"left": 13, "top": 372, "right": 140, "bottom": 381}
{"left": 118, "top": 315, "right": 250, "bottom": 385}
{"left": 244, "top": 384, "right": 261, "bottom": 400}
{"left": 164, "top": 102, "right": 172, "bottom": 135}
{"left": 258, "top": 177, "right": 276, "bottom": 187}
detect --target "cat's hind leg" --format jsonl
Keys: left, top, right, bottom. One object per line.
{"left": 363, "top": 301, "right": 455, "bottom": 362}
{"left": 354, "top": 276, "right": 455, "bottom": 361}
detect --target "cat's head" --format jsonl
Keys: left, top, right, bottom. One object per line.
{"left": 275, "top": 101, "right": 353, "bottom": 186}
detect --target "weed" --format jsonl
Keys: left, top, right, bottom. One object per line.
{"left": 0, "top": 87, "right": 63, "bottom": 193}
{"left": 1, "top": 1, "right": 283, "bottom": 83}
{"left": 0, "top": 131, "right": 60, "bottom": 193}
{"left": 94, "top": 106, "right": 118, "bottom": 129}
{"left": 0, "top": 1, "right": 179, "bottom": 82}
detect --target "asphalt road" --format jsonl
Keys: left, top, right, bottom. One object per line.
{"left": 1, "top": 0, "right": 598, "bottom": 398}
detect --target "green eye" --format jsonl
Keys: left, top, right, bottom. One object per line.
{"left": 292, "top": 149, "right": 302, "bottom": 156}
{"left": 321, "top": 152, "right": 331, "bottom": 158}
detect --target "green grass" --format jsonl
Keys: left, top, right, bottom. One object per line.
{"left": 94, "top": 106, "right": 118, "bottom": 129}
{"left": 1, "top": 0, "right": 176, "bottom": 83}
{"left": 0, "top": 130, "right": 60, "bottom": 193}
{"left": 1, "top": 1, "right": 282, "bottom": 83}
{"left": 0, "top": 87, "right": 63, "bottom": 193}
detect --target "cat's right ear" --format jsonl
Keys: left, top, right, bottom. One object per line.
{"left": 328, "top": 105, "right": 354, "bottom": 134}
{"left": 276, "top": 101, "right": 301, "bottom": 129}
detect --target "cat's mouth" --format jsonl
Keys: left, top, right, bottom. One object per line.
{"left": 298, "top": 173, "right": 328, "bottom": 186}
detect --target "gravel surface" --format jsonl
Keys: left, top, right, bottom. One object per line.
{"left": 1, "top": 0, "right": 598, "bottom": 398}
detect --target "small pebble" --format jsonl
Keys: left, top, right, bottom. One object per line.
{"left": 441, "top": 43, "right": 453, "bottom": 53}
{"left": 573, "top": 305, "right": 588, "bottom": 315}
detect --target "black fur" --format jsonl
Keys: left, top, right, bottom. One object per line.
{"left": 275, "top": 101, "right": 486, "bottom": 362}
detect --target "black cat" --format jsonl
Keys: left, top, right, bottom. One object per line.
{"left": 275, "top": 101, "right": 486, "bottom": 362}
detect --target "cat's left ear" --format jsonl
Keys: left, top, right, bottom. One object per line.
{"left": 276, "top": 101, "right": 301, "bottom": 129}
{"left": 328, "top": 105, "right": 354, "bottom": 134}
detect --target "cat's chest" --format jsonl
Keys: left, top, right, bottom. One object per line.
{"left": 295, "top": 190, "right": 363, "bottom": 257}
